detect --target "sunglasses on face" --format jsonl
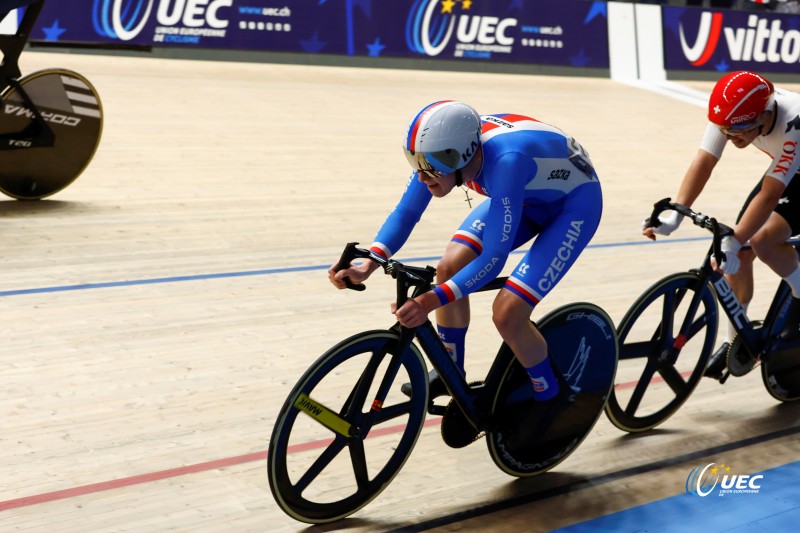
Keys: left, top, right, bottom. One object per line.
{"left": 718, "top": 122, "right": 760, "bottom": 137}
{"left": 404, "top": 148, "right": 460, "bottom": 179}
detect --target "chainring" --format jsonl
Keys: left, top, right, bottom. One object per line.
{"left": 440, "top": 381, "right": 485, "bottom": 449}
{"left": 727, "top": 321, "right": 762, "bottom": 377}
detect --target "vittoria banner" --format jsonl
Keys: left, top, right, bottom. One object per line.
{"left": 28, "top": 0, "right": 609, "bottom": 69}
{"left": 663, "top": 5, "right": 800, "bottom": 73}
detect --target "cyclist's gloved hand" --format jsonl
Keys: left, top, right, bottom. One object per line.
{"left": 718, "top": 236, "right": 742, "bottom": 275}
{"left": 644, "top": 210, "right": 684, "bottom": 236}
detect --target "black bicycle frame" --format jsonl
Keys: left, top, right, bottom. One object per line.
{"left": 0, "top": 0, "right": 55, "bottom": 150}
{"left": 647, "top": 198, "right": 800, "bottom": 361}
{"left": 336, "top": 242, "right": 508, "bottom": 432}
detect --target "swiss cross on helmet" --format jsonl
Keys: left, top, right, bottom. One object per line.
{"left": 708, "top": 71, "right": 775, "bottom": 133}
{"left": 403, "top": 101, "right": 481, "bottom": 178}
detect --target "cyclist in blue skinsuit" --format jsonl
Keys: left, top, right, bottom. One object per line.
{"left": 330, "top": 101, "right": 603, "bottom": 432}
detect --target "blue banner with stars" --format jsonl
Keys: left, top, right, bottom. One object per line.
{"left": 30, "top": 0, "right": 609, "bottom": 69}
{"left": 663, "top": 5, "right": 800, "bottom": 74}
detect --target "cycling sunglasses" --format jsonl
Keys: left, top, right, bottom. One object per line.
{"left": 718, "top": 120, "right": 761, "bottom": 137}
{"left": 403, "top": 148, "right": 460, "bottom": 179}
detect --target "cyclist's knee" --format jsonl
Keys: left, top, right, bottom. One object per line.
{"left": 435, "top": 256, "right": 460, "bottom": 283}
{"left": 436, "top": 243, "right": 476, "bottom": 282}
{"left": 738, "top": 248, "right": 755, "bottom": 267}
{"left": 750, "top": 234, "right": 781, "bottom": 262}
{"left": 491, "top": 295, "right": 531, "bottom": 336}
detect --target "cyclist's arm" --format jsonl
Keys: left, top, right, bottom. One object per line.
{"left": 643, "top": 126, "right": 720, "bottom": 240}
{"left": 674, "top": 147, "right": 719, "bottom": 206}
{"left": 734, "top": 128, "right": 800, "bottom": 244}
{"left": 732, "top": 176, "right": 785, "bottom": 246}
{"left": 369, "top": 173, "right": 432, "bottom": 260}
{"left": 331, "top": 173, "right": 430, "bottom": 289}
{"left": 675, "top": 124, "right": 723, "bottom": 206}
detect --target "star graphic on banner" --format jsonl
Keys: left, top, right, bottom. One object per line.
{"left": 715, "top": 59, "right": 729, "bottom": 72}
{"left": 441, "top": 0, "right": 456, "bottom": 14}
{"left": 42, "top": 19, "right": 67, "bottom": 41}
{"left": 462, "top": 0, "right": 472, "bottom": 9}
{"left": 570, "top": 49, "right": 591, "bottom": 67}
{"left": 584, "top": 2, "right": 607, "bottom": 24}
{"left": 300, "top": 31, "right": 327, "bottom": 53}
{"left": 367, "top": 37, "right": 385, "bottom": 57}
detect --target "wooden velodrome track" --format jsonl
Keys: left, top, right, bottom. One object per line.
{"left": 1, "top": 50, "right": 799, "bottom": 532}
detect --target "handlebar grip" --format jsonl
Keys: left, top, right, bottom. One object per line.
{"left": 335, "top": 242, "right": 367, "bottom": 291}
{"left": 644, "top": 197, "right": 674, "bottom": 228}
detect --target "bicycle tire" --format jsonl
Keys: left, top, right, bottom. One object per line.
{"left": 267, "top": 329, "right": 428, "bottom": 524}
{"left": 486, "top": 302, "right": 618, "bottom": 477}
{"left": 762, "top": 290, "right": 800, "bottom": 402}
{"left": 0, "top": 68, "right": 103, "bottom": 199}
{"left": 605, "top": 272, "right": 717, "bottom": 432}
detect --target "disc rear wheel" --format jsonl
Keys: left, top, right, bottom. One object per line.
{"left": 0, "top": 68, "right": 103, "bottom": 199}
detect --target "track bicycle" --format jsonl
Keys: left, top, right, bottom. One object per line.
{"left": 0, "top": 0, "right": 103, "bottom": 200}
{"left": 268, "top": 243, "right": 618, "bottom": 524}
{"left": 605, "top": 198, "right": 800, "bottom": 434}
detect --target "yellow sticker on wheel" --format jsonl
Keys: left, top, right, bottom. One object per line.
{"left": 294, "top": 393, "right": 352, "bottom": 437}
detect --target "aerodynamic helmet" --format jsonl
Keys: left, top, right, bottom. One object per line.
{"left": 403, "top": 100, "right": 481, "bottom": 177}
{"left": 708, "top": 71, "right": 775, "bottom": 134}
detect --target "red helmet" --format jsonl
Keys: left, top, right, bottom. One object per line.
{"left": 708, "top": 71, "right": 775, "bottom": 130}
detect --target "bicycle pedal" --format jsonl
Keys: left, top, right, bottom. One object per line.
{"left": 428, "top": 404, "right": 447, "bottom": 416}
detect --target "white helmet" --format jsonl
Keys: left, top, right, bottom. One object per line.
{"left": 403, "top": 101, "right": 481, "bottom": 177}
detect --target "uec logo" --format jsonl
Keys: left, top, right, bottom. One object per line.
{"left": 93, "top": 0, "right": 231, "bottom": 41}
{"left": 686, "top": 463, "right": 763, "bottom": 497}
{"left": 406, "top": 0, "right": 516, "bottom": 57}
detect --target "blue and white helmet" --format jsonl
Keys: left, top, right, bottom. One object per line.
{"left": 403, "top": 101, "right": 481, "bottom": 177}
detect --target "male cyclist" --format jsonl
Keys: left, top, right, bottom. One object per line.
{"left": 643, "top": 71, "right": 800, "bottom": 379}
{"left": 329, "top": 101, "right": 603, "bottom": 444}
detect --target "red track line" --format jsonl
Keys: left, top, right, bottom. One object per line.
{"left": 0, "top": 374, "right": 684, "bottom": 511}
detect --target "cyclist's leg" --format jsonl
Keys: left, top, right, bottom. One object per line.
{"left": 496, "top": 182, "right": 602, "bottom": 392}
{"left": 494, "top": 183, "right": 601, "bottom": 445}
{"left": 706, "top": 183, "right": 759, "bottom": 376}
{"left": 753, "top": 171, "right": 800, "bottom": 339}
{"left": 729, "top": 182, "right": 759, "bottom": 307}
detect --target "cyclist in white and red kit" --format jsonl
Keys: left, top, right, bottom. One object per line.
{"left": 644, "top": 71, "right": 800, "bottom": 379}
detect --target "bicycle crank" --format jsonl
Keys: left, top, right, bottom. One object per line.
{"left": 440, "top": 381, "right": 485, "bottom": 448}
{"left": 727, "top": 321, "right": 762, "bottom": 377}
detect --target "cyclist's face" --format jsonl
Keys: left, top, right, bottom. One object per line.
{"left": 417, "top": 170, "right": 457, "bottom": 197}
{"left": 719, "top": 111, "right": 770, "bottom": 148}
{"left": 723, "top": 124, "right": 760, "bottom": 148}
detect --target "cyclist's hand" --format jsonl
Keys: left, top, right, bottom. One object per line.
{"left": 712, "top": 235, "right": 743, "bottom": 275}
{"left": 642, "top": 210, "right": 684, "bottom": 241}
{"left": 392, "top": 294, "right": 436, "bottom": 328}
{"left": 328, "top": 259, "right": 374, "bottom": 289}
